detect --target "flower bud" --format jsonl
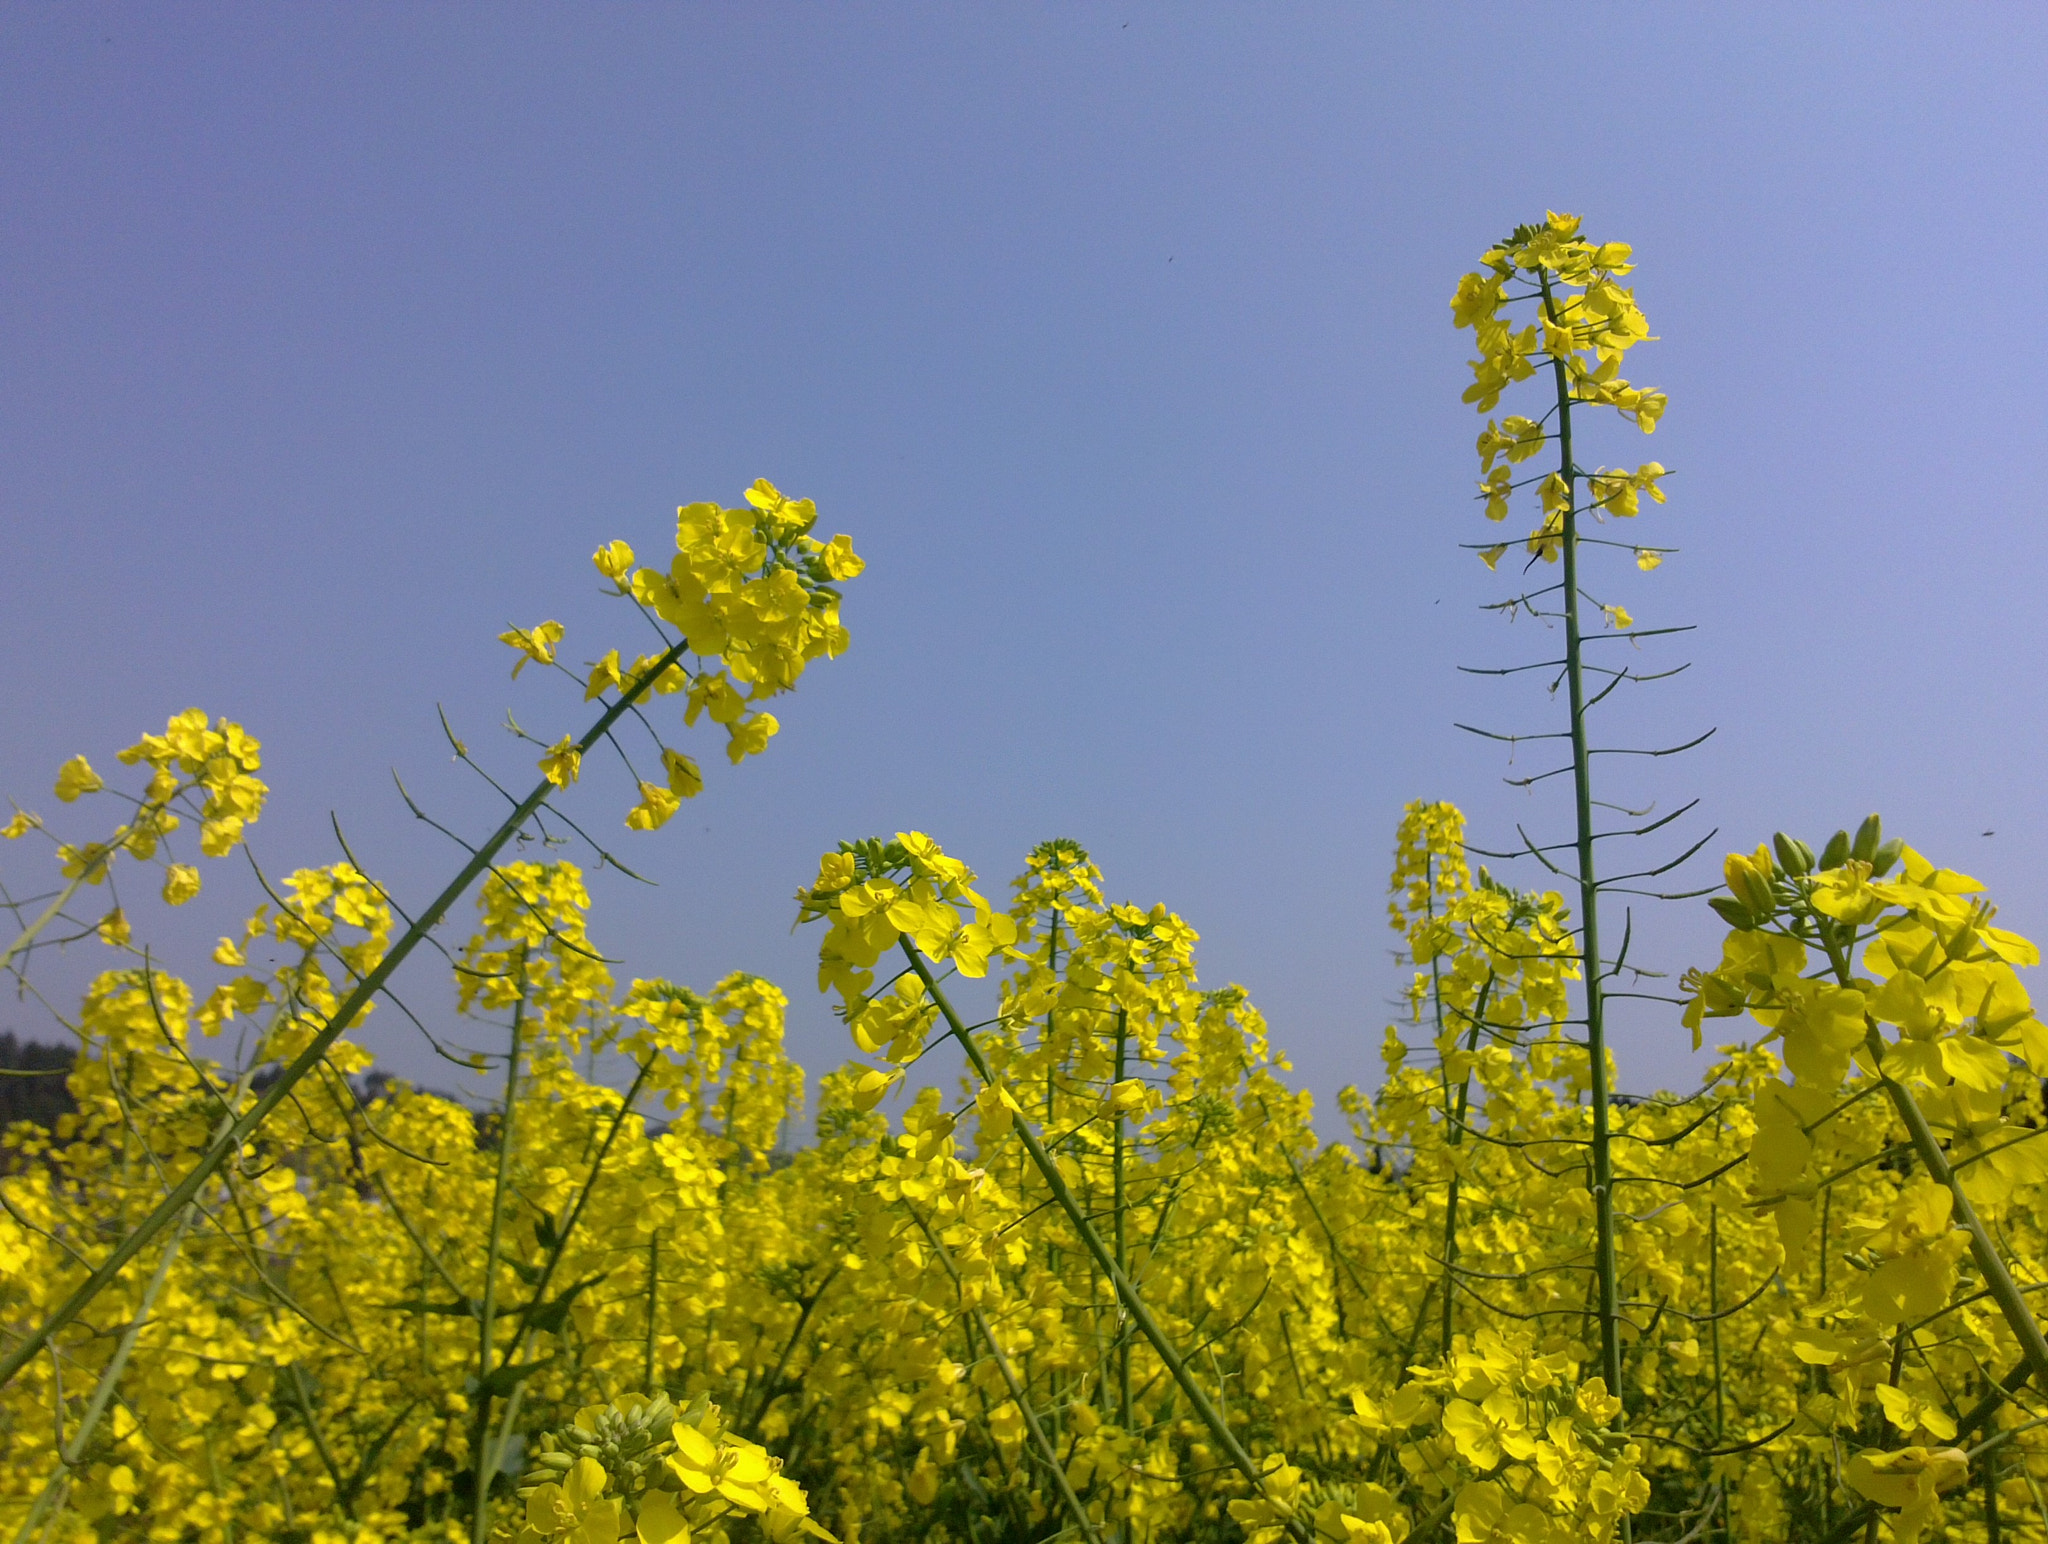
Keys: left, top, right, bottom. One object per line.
{"left": 1724, "top": 853, "right": 1776, "bottom": 920}
{"left": 1772, "top": 833, "right": 1815, "bottom": 876}
{"left": 1708, "top": 895, "right": 1756, "bottom": 931}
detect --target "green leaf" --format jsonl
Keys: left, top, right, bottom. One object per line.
{"left": 527, "top": 1273, "right": 607, "bottom": 1337}
{"left": 477, "top": 1355, "right": 555, "bottom": 1402}
{"left": 380, "top": 1296, "right": 480, "bottom": 1320}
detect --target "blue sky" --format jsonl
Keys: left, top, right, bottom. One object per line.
{"left": 5, "top": 4, "right": 2045, "bottom": 1122}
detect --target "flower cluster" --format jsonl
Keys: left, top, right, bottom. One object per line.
{"left": 795, "top": 833, "right": 1022, "bottom": 1048}
{"left": 498, "top": 479, "right": 862, "bottom": 828}
{"left": 2, "top": 710, "right": 268, "bottom": 943}
{"left": 511, "top": 1394, "right": 829, "bottom": 1544}
{"left": 1452, "top": 213, "right": 1670, "bottom": 594}
{"left": 1683, "top": 814, "right": 2048, "bottom": 1542}
{"left": 1452, "top": 212, "right": 1664, "bottom": 430}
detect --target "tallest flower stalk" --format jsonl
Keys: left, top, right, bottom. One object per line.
{"left": 1453, "top": 213, "right": 1669, "bottom": 1399}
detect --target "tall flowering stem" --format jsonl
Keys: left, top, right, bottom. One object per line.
{"left": 1544, "top": 260, "right": 1623, "bottom": 1401}
{"left": 1453, "top": 213, "right": 1671, "bottom": 1401}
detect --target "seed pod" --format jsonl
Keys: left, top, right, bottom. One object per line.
{"left": 1852, "top": 814, "right": 1883, "bottom": 864}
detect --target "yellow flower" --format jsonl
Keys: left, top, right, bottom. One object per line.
{"left": 634, "top": 1489, "right": 688, "bottom": 1544}
{"left": 1844, "top": 1446, "right": 1968, "bottom": 1544}
{"left": 1874, "top": 1384, "right": 1958, "bottom": 1442}
{"left": 55, "top": 754, "right": 103, "bottom": 802}
{"left": 521, "top": 1456, "right": 621, "bottom": 1544}
{"left": 57, "top": 842, "right": 111, "bottom": 883}
{"left": 500, "top": 619, "right": 566, "bottom": 678}
{"left": 725, "top": 712, "right": 778, "bottom": 765}
{"left": 540, "top": 736, "right": 583, "bottom": 789}
{"left": 661, "top": 748, "right": 703, "bottom": 799}
{"left": 626, "top": 782, "right": 682, "bottom": 831}
{"left": 744, "top": 477, "right": 818, "bottom": 537}
{"left": 1442, "top": 1397, "right": 1506, "bottom": 1468}
{"left": 593, "top": 539, "right": 636, "bottom": 583}
{"left": 199, "top": 815, "right": 246, "bottom": 857}
{"left": 667, "top": 1424, "right": 777, "bottom": 1512}
{"left": 585, "top": 649, "right": 625, "bottom": 702}
{"left": 162, "top": 864, "right": 202, "bottom": 906}
{"left": 684, "top": 671, "right": 745, "bottom": 729}
{"left": 1479, "top": 465, "right": 1511, "bottom": 521}
{"left": 820, "top": 534, "right": 864, "bottom": 581}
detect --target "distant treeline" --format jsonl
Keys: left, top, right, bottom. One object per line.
{"left": 0, "top": 1038, "right": 698, "bottom": 1159}
{"left": 0, "top": 1032, "right": 74, "bottom": 1131}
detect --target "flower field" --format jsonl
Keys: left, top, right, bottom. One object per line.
{"left": 3, "top": 216, "right": 2045, "bottom": 1544}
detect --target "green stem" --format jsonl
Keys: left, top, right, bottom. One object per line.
{"left": 1112, "top": 1008, "right": 1132, "bottom": 1438}
{"left": 0, "top": 640, "right": 689, "bottom": 1394}
{"left": 506, "top": 1056, "right": 654, "bottom": 1348}
{"left": 10, "top": 1060, "right": 263, "bottom": 1544}
{"left": 1813, "top": 1358, "right": 2033, "bottom": 1544}
{"left": 0, "top": 846, "right": 122, "bottom": 979}
{"left": 286, "top": 1364, "right": 349, "bottom": 1510}
{"left": 902, "top": 942, "right": 1310, "bottom": 1544}
{"left": 472, "top": 969, "right": 528, "bottom": 1544}
{"left": 1869, "top": 1038, "right": 2048, "bottom": 1386}
{"left": 1983, "top": 1383, "right": 2004, "bottom": 1544}
{"left": 644, "top": 1232, "right": 661, "bottom": 1391}
{"left": 906, "top": 1205, "right": 1105, "bottom": 1544}
{"left": 1709, "top": 1204, "right": 1725, "bottom": 1442}
{"left": 1540, "top": 269, "right": 1622, "bottom": 1398}
{"left": 1260, "top": 1109, "right": 1401, "bottom": 1354}
{"left": 738, "top": 1264, "right": 840, "bottom": 1441}
{"left": 9, "top": 1200, "right": 200, "bottom": 1544}
{"left": 1438, "top": 973, "right": 1496, "bottom": 1360}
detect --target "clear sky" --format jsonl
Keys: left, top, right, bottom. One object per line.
{"left": 5, "top": 4, "right": 2045, "bottom": 1123}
